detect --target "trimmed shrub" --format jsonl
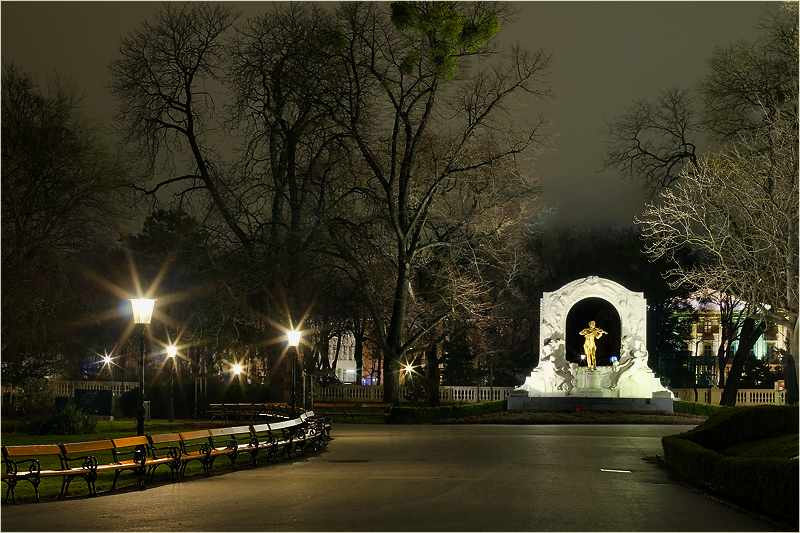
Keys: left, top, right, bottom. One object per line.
{"left": 16, "top": 376, "right": 56, "bottom": 417}
{"left": 681, "top": 405, "right": 798, "bottom": 451}
{"left": 672, "top": 400, "right": 727, "bottom": 417}
{"left": 390, "top": 400, "right": 505, "bottom": 424}
{"left": 25, "top": 403, "right": 97, "bottom": 435}
{"left": 662, "top": 405, "right": 798, "bottom": 527}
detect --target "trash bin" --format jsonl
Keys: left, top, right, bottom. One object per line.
{"left": 143, "top": 401, "right": 151, "bottom": 421}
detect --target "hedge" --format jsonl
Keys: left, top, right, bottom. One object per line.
{"left": 662, "top": 405, "right": 798, "bottom": 527}
{"left": 680, "top": 404, "right": 798, "bottom": 451}
{"left": 390, "top": 400, "right": 505, "bottom": 424}
{"left": 672, "top": 400, "right": 727, "bottom": 417}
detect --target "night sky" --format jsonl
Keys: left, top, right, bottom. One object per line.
{"left": 1, "top": 1, "right": 766, "bottom": 228}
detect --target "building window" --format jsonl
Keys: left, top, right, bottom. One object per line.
{"left": 703, "top": 344, "right": 713, "bottom": 357}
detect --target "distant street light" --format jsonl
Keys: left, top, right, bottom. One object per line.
{"left": 167, "top": 345, "right": 177, "bottom": 423}
{"left": 287, "top": 329, "right": 301, "bottom": 418}
{"left": 130, "top": 298, "right": 156, "bottom": 436}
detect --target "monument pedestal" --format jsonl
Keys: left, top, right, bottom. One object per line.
{"left": 581, "top": 369, "right": 604, "bottom": 397}
{"left": 507, "top": 393, "right": 674, "bottom": 413}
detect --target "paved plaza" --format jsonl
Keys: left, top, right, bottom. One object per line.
{"left": 0, "top": 423, "right": 781, "bottom": 532}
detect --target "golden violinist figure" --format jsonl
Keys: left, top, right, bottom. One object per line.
{"left": 579, "top": 321, "right": 607, "bottom": 371}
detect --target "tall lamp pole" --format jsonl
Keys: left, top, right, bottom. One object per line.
{"left": 167, "top": 345, "right": 177, "bottom": 423}
{"left": 130, "top": 298, "right": 156, "bottom": 436}
{"left": 287, "top": 329, "right": 302, "bottom": 419}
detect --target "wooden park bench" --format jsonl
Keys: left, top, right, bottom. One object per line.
{"left": 2, "top": 445, "right": 71, "bottom": 503}
{"left": 145, "top": 432, "right": 183, "bottom": 481}
{"left": 313, "top": 402, "right": 356, "bottom": 421}
{"left": 59, "top": 439, "right": 147, "bottom": 497}
{"left": 178, "top": 429, "right": 232, "bottom": 478}
{"left": 111, "top": 435, "right": 179, "bottom": 485}
{"left": 207, "top": 426, "right": 257, "bottom": 470}
{"left": 209, "top": 403, "right": 226, "bottom": 421}
{"left": 299, "top": 411, "right": 328, "bottom": 449}
{"left": 354, "top": 403, "right": 393, "bottom": 423}
{"left": 249, "top": 418, "right": 312, "bottom": 462}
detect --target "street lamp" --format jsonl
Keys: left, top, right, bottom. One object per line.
{"left": 130, "top": 298, "right": 156, "bottom": 436}
{"left": 167, "top": 345, "right": 177, "bottom": 423}
{"left": 287, "top": 329, "right": 301, "bottom": 418}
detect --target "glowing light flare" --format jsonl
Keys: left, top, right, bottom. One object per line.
{"left": 403, "top": 364, "right": 414, "bottom": 375}
{"left": 233, "top": 364, "right": 244, "bottom": 375}
{"left": 287, "top": 329, "right": 302, "bottom": 347}
{"left": 129, "top": 298, "right": 156, "bottom": 324}
{"left": 167, "top": 345, "right": 178, "bottom": 358}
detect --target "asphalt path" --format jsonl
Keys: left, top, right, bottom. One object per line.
{"left": 0, "top": 424, "right": 782, "bottom": 532}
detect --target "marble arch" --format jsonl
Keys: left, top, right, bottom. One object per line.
{"left": 538, "top": 276, "right": 646, "bottom": 359}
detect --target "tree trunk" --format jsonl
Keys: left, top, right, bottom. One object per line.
{"left": 267, "top": 342, "right": 285, "bottom": 403}
{"left": 786, "top": 317, "right": 799, "bottom": 405}
{"left": 382, "top": 257, "right": 412, "bottom": 405}
{"left": 425, "top": 342, "right": 440, "bottom": 407}
{"left": 719, "top": 317, "right": 763, "bottom": 406}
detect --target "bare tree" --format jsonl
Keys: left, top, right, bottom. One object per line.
{"left": 319, "top": 2, "right": 553, "bottom": 403}
{"left": 602, "top": 87, "right": 701, "bottom": 197}
{"left": 603, "top": 3, "right": 797, "bottom": 198}
{"left": 109, "top": 3, "right": 352, "bottom": 402}
{"left": 1, "top": 64, "right": 128, "bottom": 382}
{"left": 637, "top": 113, "right": 799, "bottom": 404}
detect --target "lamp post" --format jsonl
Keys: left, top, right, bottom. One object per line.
{"left": 130, "top": 298, "right": 156, "bottom": 436}
{"left": 167, "top": 345, "right": 177, "bottom": 423}
{"left": 287, "top": 329, "right": 301, "bottom": 418}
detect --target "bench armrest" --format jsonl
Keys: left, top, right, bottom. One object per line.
{"left": 4, "top": 458, "right": 41, "bottom": 477}
{"left": 112, "top": 446, "right": 147, "bottom": 466}
{"left": 60, "top": 453, "right": 99, "bottom": 472}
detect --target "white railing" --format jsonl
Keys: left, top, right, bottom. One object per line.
{"left": 51, "top": 381, "right": 137, "bottom": 397}
{"left": 313, "top": 384, "right": 514, "bottom": 404}
{"left": 736, "top": 390, "right": 785, "bottom": 405}
{"left": 2, "top": 381, "right": 785, "bottom": 406}
{"left": 672, "top": 387, "right": 786, "bottom": 406}
{"left": 1, "top": 381, "right": 137, "bottom": 399}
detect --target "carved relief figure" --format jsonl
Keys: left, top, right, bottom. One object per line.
{"left": 579, "top": 320, "right": 607, "bottom": 371}
{"left": 539, "top": 338, "right": 574, "bottom": 392}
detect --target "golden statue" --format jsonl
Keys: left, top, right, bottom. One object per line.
{"left": 579, "top": 321, "right": 607, "bottom": 371}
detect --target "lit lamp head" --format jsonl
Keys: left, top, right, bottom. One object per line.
{"left": 403, "top": 364, "right": 413, "bottom": 375}
{"left": 102, "top": 354, "right": 112, "bottom": 366}
{"left": 129, "top": 299, "right": 156, "bottom": 324}
{"left": 287, "top": 329, "right": 301, "bottom": 348}
{"left": 233, "top": 363, "right": 243, "bottom": 375}
{"left": 167, "top": 345, "right": 178, "bottom": 358}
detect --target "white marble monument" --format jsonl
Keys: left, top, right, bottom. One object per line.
{"left": 518, "top": 276, "right": 673, "bottom": 401}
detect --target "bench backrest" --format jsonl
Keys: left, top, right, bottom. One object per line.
{"left": 2, "top": 444, "right": 61, "bottom": 459}
{"left": 111, "top": 436, "right": 149, "bottom": 449}
{"left": 61, "top": 440, "right": 114, "bottom": 455}
{"left": 148, "top": 432, "right": 182, "bottom": 446}
{"left": 180, "top": 429, "right": 211, "bottom": 443}
{"left": 313, "top": 403, "right": 336, "bottom": 408}
{"left": 336, "top": 402, "right": 356, "bottom": 408}
{"left": 270, "top": 419, "right": 302, "bottom": 432}
{"left": 250, "top": 423, "right": 270, "bottom": 435}
{"left": 209, "top": 426, "right": 250, "bottom": 438}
